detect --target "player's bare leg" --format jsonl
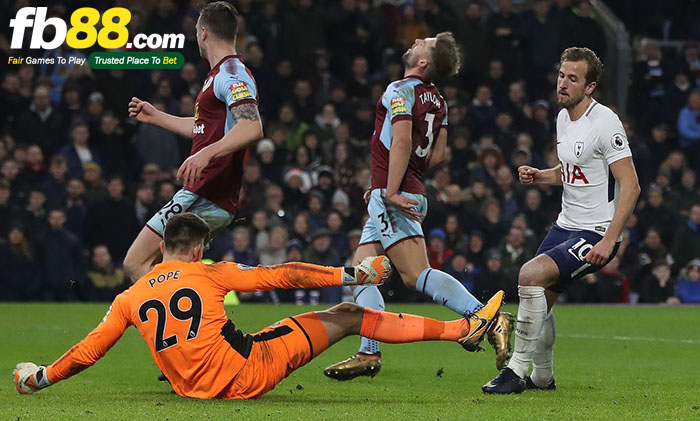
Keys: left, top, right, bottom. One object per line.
{"left": 324, "top": 242, "right": 385, "bottom": 380}
{"left": 123, "top": 226, "right": 163, "bottom": 281}
{"left": 386, "top": 237, "right": 512, "bottom": 364}
{"left": 483, "top": 254, "right": 559, "bottom": 394}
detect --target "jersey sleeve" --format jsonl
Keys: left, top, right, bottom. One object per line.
{"left": 214, "top": 68, "right": 258, "bottom": 109}
{"left": 384, "top": 83, "right": 416, "bottom": 123}
{"left": 46, "top": 292, "right": 132, "bottom": 383}
{"left": 596, "top": 113, "right": 632, "bottom": 165}
{"left": 207, "top": 262, "right": 344, "bottom": 292}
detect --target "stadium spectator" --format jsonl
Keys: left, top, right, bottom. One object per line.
{"left": 487, "top": 0, "right": 523, "bottom": 79}
{"left": 427, "top": 228, "right": 454, "bottom": 271}
{"left": 83, "top": 176, "right": 140, "bottom": 262}
{"left": 473, "top": 248, "right": 506, "bottom": 302}
{"left": 42, "top": 155, "right": 68, "bottom": 207}
{"left": 226, "top": 226, "right": 259, "bottom": 268}
{"left": 676, "top": 259, "right": 700, "bottom": 304}
{"left": 259, "top": 225, "right": 288, "bottom": 266}
{"left": 64, "top": 178, "right": 87, "bottom": 238}
{"left": 60, "top": 121, "right": 101, "bottom": 180}
{"left": 302, "top": 228, "right": 342, "bottom": 304}
{"left": 457, "top": 2, "right": 490, "bottom": 89}
{"left": 134, "top": 99, "right": 180, "bottom": 173}
{"left": 638, "top": 260, "right": 679, "bottom": 304}
{"left": 677, "top": 90, "right": 700, "bottom": 167}
{"left": 0, "top": 226, "right": 40, "bottom": 301}
{"left": 499, "top": 226, "right": 532, "bottom": 299}
{"left": 82, "top": 245, "right": 129, "bottom": 302}
{"left": 36, "top": 208, "right": 85, "bottom": 302}
{"left": 671, "top": 203, "right": 700, "bottom": 272}
{"left": 14, "top": 85, "right": 65, "bottom": 156}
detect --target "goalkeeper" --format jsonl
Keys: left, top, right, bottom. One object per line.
{"left": 14, "top": 213, "right": 504, "bottom": 399}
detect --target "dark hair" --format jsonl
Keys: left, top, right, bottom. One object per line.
{"left": 163, "top": 212, "right": 211, "bottom": 253}
{"left": 428, "top": 32, "right": 461, "bottom": 82}
{"left": 199, "top": 1, "right": 239, "bottom": 41}
{"left": 560, "top": 47, "right": 604, "bottom": 85}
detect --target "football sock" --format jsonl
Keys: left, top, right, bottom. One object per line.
{"left": 359, "top": 308, "right": 468, "bottom": 343}
{"left": 507, "top": 285, "right": 547, "bottom": 379}
{"left": 531, "top": 310, "right": 556, "bottom": 386}
{"left": 353, "top": 285, "right": 384, "bottom": 354}
{"left": 415, "top": 268, "right": 482, "bottom": 318}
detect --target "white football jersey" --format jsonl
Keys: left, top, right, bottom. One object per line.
{"left": 555, "top": 100, "right": 632, "bottom": 236}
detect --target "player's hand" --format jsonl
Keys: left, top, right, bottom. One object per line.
{"left": 518, "top": 165, "right": 540, "bottom": 185}
{"left": 13, "top": 362, "right": 52, "bottom": 395}
{"left": 363, "top": 189, "right": 371, "bottom": 204}
{"left": 128, "top": 97, "right": 159, "bottom": 124}
{"left": 585, "top": 238, "right": 615, "bottom": 266}
{"left": 352, "top": 256, "right": 392, "bottom": 286}
{"left": 385, "top": 193, "right": 424, "bottom": 222}
{"left": 177, "top": 149, "right": 212, "bottom": 188}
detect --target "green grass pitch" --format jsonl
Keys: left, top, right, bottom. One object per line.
{"left": 2, "top": 303, "right": 699, "bottom": 420}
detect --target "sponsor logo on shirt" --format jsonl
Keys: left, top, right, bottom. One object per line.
{"left": 192, "top": 123, "right": 205, "bottom": 135}
{"left": 230, "top": 81, "right": 253, "bottom": 102}
{"left": 390, "top": 96, "right": 407, "bottom": 115}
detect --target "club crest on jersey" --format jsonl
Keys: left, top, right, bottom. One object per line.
{"left": 202, "top": 76, "right": 213, "bottom": 92}
{"left": 611, "top": 133, "right": 626, "bottom": 150}
{"left": 391, "top": 96, "right": 407, "bottom": 116}
{"left": 230, "top": 81, "right": 253, "bottom": 101}
{"left": 574, "top": 141, "right": 584, "bottom": 158}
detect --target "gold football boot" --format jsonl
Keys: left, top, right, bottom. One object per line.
{"left": 323, "top": 352, "right": 382, "bottom": 381}
{"left": 487, "top": 312, "right": 515, "bottom": 370}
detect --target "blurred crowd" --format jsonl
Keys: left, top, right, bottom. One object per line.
{"left": 0, "top": 0, "right": 699, "bottom": 305}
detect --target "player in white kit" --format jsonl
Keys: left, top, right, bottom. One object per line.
{"left": 483, "top": 47, "right": 641, "bottom": 394}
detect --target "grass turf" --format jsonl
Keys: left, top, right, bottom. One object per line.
{"left": 1, "top": 303, "right": 699, "bottom": 420}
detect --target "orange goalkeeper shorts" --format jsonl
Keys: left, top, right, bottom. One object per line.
{"left": 219, "top": 312, "right": 329, "bottom": 399}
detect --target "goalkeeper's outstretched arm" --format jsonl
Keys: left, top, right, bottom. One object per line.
{"left": 13, "top": 294, "right": 131, "bottom": 394}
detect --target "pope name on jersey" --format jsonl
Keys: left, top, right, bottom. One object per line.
{"left": 370, "top": 75, "right": 447, "bottom": 195}
{"left": 191, "top": 55, "right": 258, "bottom": 213}
{"left": 555, "top": 99, "right": 632, "bottom": 236}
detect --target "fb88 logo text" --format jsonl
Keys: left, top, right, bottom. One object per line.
{"left": 9, "top": 7, "right": 184, "bottom": 50}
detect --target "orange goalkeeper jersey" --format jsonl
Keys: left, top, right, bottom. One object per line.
{"left": 46, "top": 261, "right": 344, "bottom": 399}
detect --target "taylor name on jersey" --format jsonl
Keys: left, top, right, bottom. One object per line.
{"left": 555, "top": 100, "right": 632, "bottom": 234}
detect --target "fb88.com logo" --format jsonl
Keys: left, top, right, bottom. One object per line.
{"left": 10, "top": 7, "right": 184, "bottom": 50}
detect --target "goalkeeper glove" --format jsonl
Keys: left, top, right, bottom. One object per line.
{"left": 13, "top": 362, "right": 52, "bottom": 394}
{"left": 343, "top": 256, "right": 392, "bottom": 286}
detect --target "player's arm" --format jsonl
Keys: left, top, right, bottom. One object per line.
{"left": 177, "top": 103, "right": 263, "bottom": 188}
{"left": 586, "top": 157, "right": 641, "bottom": 266}
{"left": 14, "top": 294, "right": 131, "bottom": 394}
{"left": 128, "top": 97, "right": 194, "bottom": 138}
{"left": 518, "top": 164, "right": 562, "bottom": 186}
{"left": 426, "top": 128, "right": 447, "bottom": 171}
{"left": 385, "top": 119, "right": 424, "bottom": 220}
{"left": 209, "top": 257, "right": 390, "bottom": 293}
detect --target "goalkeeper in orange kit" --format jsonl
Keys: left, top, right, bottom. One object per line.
{"left": 14, "top": 213, "right": 504, "bottom": 399}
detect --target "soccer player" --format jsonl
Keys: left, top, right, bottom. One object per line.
{"left": 482, "top": 47, "right": 641, "bottom": 394}
{"left": 13, "top": 213, "right": 505, "bottom": 399}
{"left": 123, "top": 2, "right": 262, "bottom": 281}
{"left": 323, "top": 33, "right": 513, "bottom": 381}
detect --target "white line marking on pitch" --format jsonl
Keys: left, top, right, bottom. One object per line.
{"left": 563, "top": 333, "right": 700, "bottom": 345}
